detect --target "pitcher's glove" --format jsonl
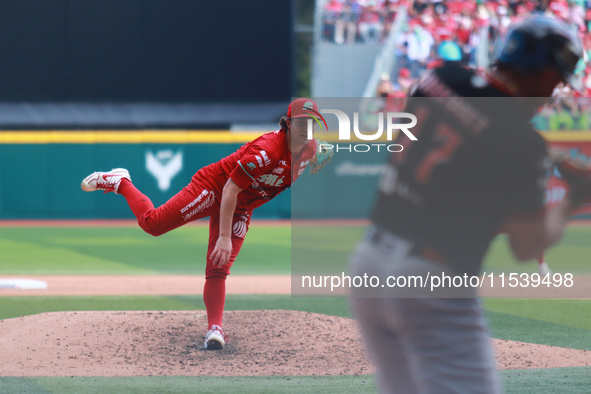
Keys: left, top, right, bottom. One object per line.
{"left": 550, "top": 148, "right": 591, "bottom": 205}
{"left": 310, "top": 140, "right": 334, "bottom": 175}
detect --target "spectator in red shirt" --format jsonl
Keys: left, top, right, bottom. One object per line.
{"left": 549, "top": 0, "right": 570, "bottom": 19}
{"left": 395, "top": 67, "right": 414, "bottom": 93}
{"left": 359, "top": 2, "right": 384, "bottom": 43}
{"left": 336, "top": 0, "right": 362, "bottom": 44}
{"left": 323, "top": 0, "right": 344, "bottom": 42}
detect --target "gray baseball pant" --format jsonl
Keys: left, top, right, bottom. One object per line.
{"left": 349, "top": 227, "right": 501, "bottom": 394}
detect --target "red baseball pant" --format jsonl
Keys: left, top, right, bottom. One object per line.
{"left": 118, "top": 177, "right": 251, "bottom": 328}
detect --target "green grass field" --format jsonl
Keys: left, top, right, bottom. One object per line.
{"left": 1, "top": 223, "right": 590, "bottom": 393}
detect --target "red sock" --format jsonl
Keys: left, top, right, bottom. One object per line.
{"left": 204, "top": 277, "right": 226, "bottom": 329}
{"left": 118, "top": 179, "right": 154, "bottom": 220}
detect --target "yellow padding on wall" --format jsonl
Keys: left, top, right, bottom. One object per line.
{"left": 540, "top": 132, "right": 591, "bottom": 142}
{"left": 0, "top": 131, "right": 265, "bottom": 144}
{"left": 0, "top": 130, "right": 590, "bottom": 144}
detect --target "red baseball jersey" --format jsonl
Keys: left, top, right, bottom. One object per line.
{"left": 196, "top": 130, "right": 317, "bottom": 212}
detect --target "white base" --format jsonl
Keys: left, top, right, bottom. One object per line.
{"left": 0, "top": 279, "right": 48, "bottom": 290}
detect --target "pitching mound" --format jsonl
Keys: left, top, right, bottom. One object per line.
{"left": 1, "top": 310, "right": 590, "bottom": 377}
{"left": 0, "top": 310, "right": 371, "bottom": 377}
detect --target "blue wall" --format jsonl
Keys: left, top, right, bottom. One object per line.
{"left": 0, "top": 142, "right": 291, "bottom": 219}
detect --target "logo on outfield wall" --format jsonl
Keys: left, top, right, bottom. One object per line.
{"left": 146, "top": 150, "right": 183, "bottom": 192}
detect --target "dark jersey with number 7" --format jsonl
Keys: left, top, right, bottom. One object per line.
{"left": 371, "top": 63, "right": 548, "bottom": 275}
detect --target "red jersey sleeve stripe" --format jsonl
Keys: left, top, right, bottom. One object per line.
{"left": 237, "top": 160, "right": 256, "bottom": 181}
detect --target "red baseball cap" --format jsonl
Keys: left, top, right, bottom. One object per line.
{"left": 287, "top": 98, "right": 321, "bottom": 119}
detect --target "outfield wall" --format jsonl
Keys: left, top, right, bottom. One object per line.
{"left": 0, "top": 131, "right": 292, "bottom": 220}
{"left": 0, "top": 131, "right": 589, "bottom": 219}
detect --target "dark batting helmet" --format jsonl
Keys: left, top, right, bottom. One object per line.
{"left": 494, "top": 15, "right": 583, "bottom": 89}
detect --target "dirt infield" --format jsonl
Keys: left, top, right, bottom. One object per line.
{"left": 1, "top": 310, "right": 590, "bottom": 377}
{"left": 0, "top": 219, "right": 294, "bottom": 227}
{"left": 0, "top": 310, "right": 370, "bottom": 377}
{"left": 1, "top": 275, "right": 590, "bottom": 376}
{"left": 2, "top": 218, "right": 591, "bottom": 227}
{"left": 0, "top": 275, "right": 292, "bottom": 296}
{"left": 1, "top": 274, "right": 590, "bottom": 298}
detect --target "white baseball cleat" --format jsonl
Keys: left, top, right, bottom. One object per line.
{"left": 81, "top": 168, "right": 131, "bottom": 194}
{"left": 538, "top": 261, "right": 552, "bottom": 276}
{"left": 204, "top": 325, "right": 227, "bottom": 350}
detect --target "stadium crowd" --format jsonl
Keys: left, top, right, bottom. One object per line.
{"left": 322, "top": 0, "right": 591, "bottom": 130}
